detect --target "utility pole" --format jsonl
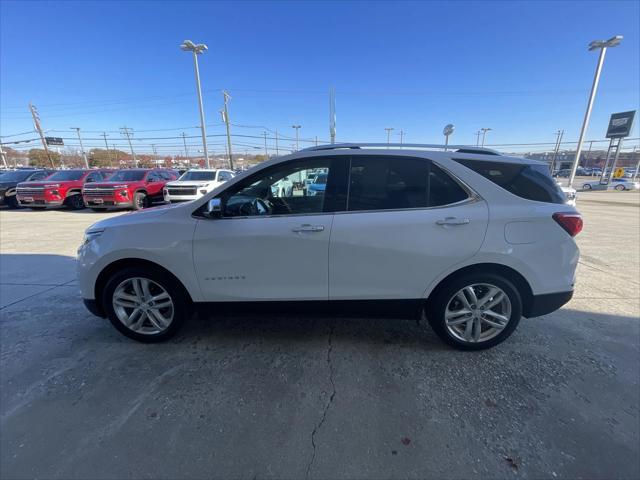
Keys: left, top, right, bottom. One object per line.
{"left": 120, "top": 127, "right": 137, "bottom": 167}
{"left": 275, "top": 129, "right": 279, "bottom": 156}
{"left": 399, "top": 130, "right": 405, "bottom": 145}
{"left": 291, "top": 125, "right": 301, "bottom": 151}
{"left": 181, "top": 132, "right": 189, "bottom": 160}
{"left": 385, "top": 127, "right": 394, "bottom": 146}
{"left": 329, "top": 86, "right": 336, "bottom": 144}
{"left": 29, "top": 102, "right": 54, "bottom": 168}
{"left": 222, "top": 90, "right": 234, "bottom": 169}
{"left": 315, "top": 136, "right": 318, "bottom": 147}
{"left": 71, "top": 127, "right": 89, "bottom": 168}
{"left": 151, "top": 144, "right": 158, "bottom": 165}
{"left": 112, "top": 144, "right": 119, "bottom": 166}
{"left": 101, "top": 132, "right": 113, "bottom": 167}
{"left": 550, "top": 129, "right": 564, "bottom": 173}
{"left": 475, "top": 130, "right": 481, "bottom": 146}
{"left": 263, "top": 131, "right": 269, "bottom": 159}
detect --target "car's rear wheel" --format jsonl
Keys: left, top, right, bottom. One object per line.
{"left": 427, "top": 273, "right": 522, "bottom": 350}
{"left": 615, "top": 184, "right": 625, "bottom": 191}
{"left": 65, "top": 194, "right": 85, "bottom": 210}
{"left": 103, "top": 267, "right": 188, "bottom": 342}
{"left": 133, "top": 191, "right": 147, "bottom": 210}
{"left": 582, "top": 183, "right": 592, "bottom": 190}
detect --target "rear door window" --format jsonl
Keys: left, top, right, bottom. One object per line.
{"left": 347, "top": 156, "right": 468, "bottom": 211}
{"left": 453, "top": 158, "right": 565, "bottom": 204}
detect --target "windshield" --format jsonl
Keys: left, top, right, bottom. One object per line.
{"left": 179, "top": 171, "right": 217, "bottom": 181}
{"left": 0, "top": 170, "right": 37, "bottom": 182}
{"left": 45, "top": 170, "right": 85, "bottom": 181}
{"left": 314, "top": 174, "right": 328, "bottom": 184}
{"left": 107, "top": 170, "right": 146, "bottom": 182}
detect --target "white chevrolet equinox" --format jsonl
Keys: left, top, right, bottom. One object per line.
{"left": 77, "top": 144, "right": 582, "bottom": 350}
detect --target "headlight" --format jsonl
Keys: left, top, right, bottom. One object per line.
{"left": 83, "top": 229, "right": 104, "bottom": 245}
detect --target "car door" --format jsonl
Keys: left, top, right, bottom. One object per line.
{"left": 192, "top": 156, "right": 346, "bottom": 301}
{"left": 145, "top": 171, "right": 163, "bottom": 196}
{"left": 329, "top": 155, "right": 489, "bottom": 300}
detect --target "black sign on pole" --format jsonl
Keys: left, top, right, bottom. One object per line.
{"left": 605, "top": 111, "right": 636, "bottom": 139}
{"left": 45, "top": 137, "right": 64, "bottom": 146}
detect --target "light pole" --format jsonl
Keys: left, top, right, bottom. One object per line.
{"left": 291, "top": 125, "right": 301, "bottom": 151}
{"left": 385, "top": 127, "right": 394, "bottom": 146}
{"left": 480, "top": 128, "right": 492, "bottom": 147}
{"left": 180, "top": 40, "right": 210, "bottom": 168}
{"left": 443, "top": 124, "right": 455, "bottom": 151}
{"left": 475, "top": 130, "right": 481, "bottom": 146}
{"left": 568, "top": 35, "right": 623, "bottom": 188}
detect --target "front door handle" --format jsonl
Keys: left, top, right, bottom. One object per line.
{"left": 292, "top": 224, "right": 325, "bottom": 233}
{"left": 436, "top": 217, "right": 470, "bottom": 226}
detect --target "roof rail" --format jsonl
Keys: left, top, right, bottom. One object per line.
{"left": 302, "top": 143, "right": 501, "bottom": 155}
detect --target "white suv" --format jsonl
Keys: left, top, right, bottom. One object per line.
{"left": 163, "top": 169, "right": 234, "bottom": 203}
{"left": 78, "top": 144, "right": 582, "bottom": 350}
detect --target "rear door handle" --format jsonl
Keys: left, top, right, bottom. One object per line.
{"left": 292, "top": 224, "right": 325, "bottom": 233}
{"left": 436, "top": 217, "right": 470, "bottom": 226}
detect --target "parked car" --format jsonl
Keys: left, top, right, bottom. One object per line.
{"left": 270, "top": 176, "right": 294, "bottom": 197}
{"left": 581, "top": 178, "right": 640, "bottom": 191}
{"left": 16, "top": 169, "right": 112, "bottom": 210}
{"left": 560, "top": 185, "right": 577, "bottom": 206}
{"left": 306, "top": 172, "right": 328, "bottom": 196}
{"left": 78, "top": 144, "right": 581, "bottom": 350}
{"left": 163, "top": 169, "right": 235, "bottom": 203}
{"left": 553, "top": 169, "right": 571, "bottom": 178}
{"left": 0, "top": 168, "right": 55, "bottom": 208}
{"left": 82, "top": 168, "right": 178, "bottom": 211}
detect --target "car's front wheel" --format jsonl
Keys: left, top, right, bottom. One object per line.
{"left": 65, "top": 194, "right": 85, "bottom": 210}
{"left": 615, "top": 184, "right": 625, "bottom": 191}
{"left": 103, "top": 267, "right": 188, "bottom": 342}
{"left": 582, "top": 183, "right": 592, "bottom": 190}
{"left": 427, "top": 273, "right": 522, "bottom": 350}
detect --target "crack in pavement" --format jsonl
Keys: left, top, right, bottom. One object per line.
{"left": 0, "top": 279, "right": 77, "bottom": 310}
{"left": 305, "top": 323, "right": 336, "bottom": 480}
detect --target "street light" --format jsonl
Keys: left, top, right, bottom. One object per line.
{"left": 385, "top": 127, "right": 394, "bottom": 146}
{"left": 480, "top": 128, "right": 492, "bottom": 147}
{"left": 568, "top": 35, "right": 623, "bottom": 188}
{"left": 181, "top": 39, "right": 210, "bottom": 168}
{"left": 443, "top": 124, "right": 455, "bottom": 151}
{"left": 291, "top": 125, "right": 301, "bottom": 151}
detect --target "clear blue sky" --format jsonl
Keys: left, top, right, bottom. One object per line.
{"left": 1, "top": 0, "right": 639, "bottom": 156}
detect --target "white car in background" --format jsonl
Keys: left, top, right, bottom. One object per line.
{"left": 163, "top": 169, "right": 235, "bottom": 202}
{"left": 559, "top": 185, "right": 577, "bottom": 206}
{"left": 581, "top": 178, "right": 640, "bottom": 191}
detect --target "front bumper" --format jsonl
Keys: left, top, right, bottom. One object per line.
{"left": 84, "top": 197, "right": 133, "bottom": 209}
{"left": 524, "top": 290, "right": 573, "bottom": 318}
{"left": 18, "top": 197, "right": 64, "bottom": 208}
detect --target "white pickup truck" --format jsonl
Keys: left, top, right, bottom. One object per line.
{"left": 163, "top": 169, "right": 235, "bottom": 203}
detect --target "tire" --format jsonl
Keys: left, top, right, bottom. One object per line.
{"left": 5, "top": 196, "right": 19, "bottom": 209}
{"left": 133, "top": 191, "right": 147, "bottom": 210}
{"left": 65, "top": 194, "right": 85, "bottom": 210}
{"left": 582, "top": 183, "right": 592, "bottom": 190}
{"left": 427, "top": 273, "right": 522, "bottom": 350}
{"left": 615, "top": 184, "right": 625, "bottom": 191}
{"left": 102, "top": 267, "right": 189, "bottom": 343}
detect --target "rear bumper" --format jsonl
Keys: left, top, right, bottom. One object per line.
{"left": 83, "top": 298, "right": 105, "bottom": 318}
{"left": 525, "top": 290, "right": 573, "bottom": 318}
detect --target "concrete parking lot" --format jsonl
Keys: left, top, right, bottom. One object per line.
{"left": 1, "top": 192, "right": 639, "bottom": 479}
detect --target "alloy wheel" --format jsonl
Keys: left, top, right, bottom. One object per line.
{"left": 444, "top": 283, "right": 512, "bottom": 343}
{"left": 112, "top": 277, "right": 174, "bottom": 334}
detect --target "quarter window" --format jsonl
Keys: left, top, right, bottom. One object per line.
{"left": 347, "top": 157, "right": 468, "bottom": 211}
{"left": 453, "top": 158, "right": 565, "bottom": 204}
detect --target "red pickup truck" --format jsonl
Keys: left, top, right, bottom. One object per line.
{"left": 82, "top": 168, "right": 178, "bottom": 211}
{"left": 16, "top": 169, "right": 112, "bottom": 210}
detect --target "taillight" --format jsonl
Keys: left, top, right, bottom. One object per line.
{"left": 553, "top": 212, "right": 583, "bottom": 237}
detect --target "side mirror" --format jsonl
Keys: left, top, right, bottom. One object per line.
{"left": 205, "top": 198, "right": 222, "bottom": 218}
